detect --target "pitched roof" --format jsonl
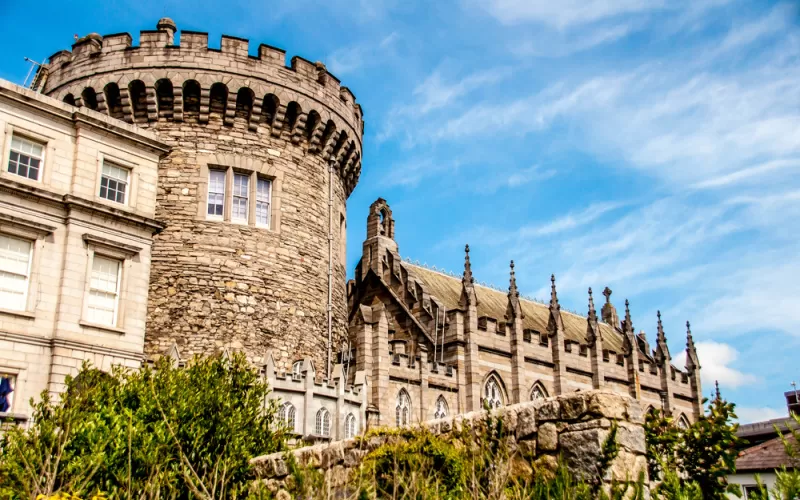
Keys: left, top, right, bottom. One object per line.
{"left": 405, "top": 263, "right": 626, "bottom": 353}
{"left": 736, "top": 434, "right": 798, "bottom": 472}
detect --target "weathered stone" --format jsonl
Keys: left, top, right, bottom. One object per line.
{"left": 559, "top": 428, "right": 610, "bottom": 480}
{"left": 518, "top": 439, "right": 537, "bottom": 459}
{"left": 516, "top": 405, "right": 537, "bottom": 439}
{"left": 538, "top": 422, "right": 558, "bottom": 451}
{"left": 536, "top": 400, "right": 562, "bottom": 421}
{"left": 616, "top": 422, "right": 646, "bottom": 454}
{"left": 588, "top": 392, "right": 630, "bottom": 420}
{"left": 320, "top": 442, "right": 345, "bottom": 468}
{"left": 607, "top": 450, "right": 649, "bottom": 483}
{"left": 560, "top": 394, "right": 589, "bottom": 420}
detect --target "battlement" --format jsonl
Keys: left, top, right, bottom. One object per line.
{"left": 35, "top": 19, "right": 364, "bottom": 196}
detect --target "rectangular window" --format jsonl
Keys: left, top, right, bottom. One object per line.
{"left": 256, "top": 178, "right": 271, "bottom": 227}
{"left": 87, "top": 255, "right": 121, "bottom": 326}
{"left": 0, "top": 234, "right": 32, "bottom": 311}
{"left": 99, "top": 162, "right": 130, "bottom": 204}
{"left": 8, "top": 135, "right": 44, "bottom": 181}
{"left": 0, "top": 374, "right": 15, "bottom": 413}
{"left": 207, "top": 170, "right": 225, "bottom": 218}
{"left": 232, "top": 173, "right": 249, "bottom": 222}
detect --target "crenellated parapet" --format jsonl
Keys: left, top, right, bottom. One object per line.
{"left": 33, "top": 19, "right": 363, "bottom": 196}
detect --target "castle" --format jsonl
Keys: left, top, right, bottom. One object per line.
{"left": 0, "top": 19, "right": 702, "bottom": 439}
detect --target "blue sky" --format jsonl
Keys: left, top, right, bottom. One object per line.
{"left": 1, "top": 0, "right": 798, "bottom": 422}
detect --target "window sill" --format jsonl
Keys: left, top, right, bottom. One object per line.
{"left": 0, "top": 411, "right": 29, "bottom": 424}
{"left": 79, "top": 320, "right": 126, "bottom": 335}
{"left": 0, "top": 307, "right": 35, "bottom": 319}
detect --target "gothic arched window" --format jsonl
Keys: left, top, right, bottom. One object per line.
{"left": 315, "top": 407, "right": 331, "bottom": 436}
{"left": 484, "top": 375, "right": 504, "bottom": 409}
{"left": 434, "top": 395, "right": 449, "bottom": 419}
{"left": 396, "top": 389, "right": 411, "bottom": 427}
{"left": 530, "top": 382, "right": 548, "bottom": 402}
{"left": 279, "top": 402, "right": 296, "bottom": 432}
{"left": 292, "top": 360, "right": 303, "bottom": 377}
{"left": 677, "top": 414, "right": 690, "bottom": 429}
{"left": 345, "top": 413, "right": 357, "bottom": 439}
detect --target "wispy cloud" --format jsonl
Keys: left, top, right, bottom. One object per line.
{"left": 521, "top": 201, "right": 626, "bottom": 237}
{"left": 691, "top": 159, "right": 800, "bottom": 190}
{"left": 471, "top": 0, "right": 667, "bottom": 29}
{"left": 327, "top": 31, "right": 399, "bottom": 76}
{"left": 412, "top": 67, "right": 513, "bottom": 115}
{"left": 674, "top": 341, "right": 759, "bottom": 389}
{"left": 513, "top": 23, "right": 636, "bottom": 57}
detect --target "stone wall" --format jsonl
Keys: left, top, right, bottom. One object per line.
{"left": 250, "top": 390, "right": 649, "bottom": 494}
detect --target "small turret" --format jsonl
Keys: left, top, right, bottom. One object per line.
{"left": 547, "top": 274, "right": 564, "bottom": 334}
{"left": 601, "top": 287, "right": 619, "bottom": 327}
{"left": 654, "top": 311, "right": 671, "bottom": 365}
{"left": 685, "top": 321, "right": 700, "bottom": 371}
{"left": 156, "top": 18, "right": 177, "bottom": 45}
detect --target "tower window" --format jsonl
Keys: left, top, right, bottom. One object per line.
{"left": 207, "top": 170, "right": 225, "bottom": 218}
{"left": 232, "top": 173, "right": 249, "bottom": 222}
{"left": 8, "top": 135, "right": 44, "bottom": 181}
{"left": 256, "top": 178, "right": 272, "bottom": 227}
{"left": 99, "top": 162, "right": 130, "bottom": 204}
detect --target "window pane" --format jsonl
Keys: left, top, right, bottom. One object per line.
{"left": 0, "top": 235, "right": 31, "bottom": 311}
{"left": 99, "top": 162, "right": 129, "bottom": 204}
{"left": 208, "top": 170, "right": 225, "bottom": 217}
{"left": 232, "top": 174, "right": 249, "bottom": 221}
{"left": 256, "top": 178, "right": 271, "bottom": 226}
{"left": 88, "top": 255, "right": 120, "bottom": 325}
{"left": 8, "top": 135, "right": 43, "bottom": 181}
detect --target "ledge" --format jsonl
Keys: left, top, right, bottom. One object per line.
{"left": 0, "top": 307, "right": 36, "bottom": 320}
{"left": 0, "top": 412, "right": 29, "bottom": 425}
{"left": 79, "top": 320, "right": 126, "bottom": 335}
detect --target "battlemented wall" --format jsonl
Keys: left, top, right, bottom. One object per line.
{"left": 35, "top": 20, "right": 364, "bottom": 370}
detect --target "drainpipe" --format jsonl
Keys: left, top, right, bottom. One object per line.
{"left": 327, "top": 156, "right": 335, "bottom": 380}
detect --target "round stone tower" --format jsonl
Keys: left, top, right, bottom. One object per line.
{"left": 36, "top": 19, "right": 363, "bottom": 371}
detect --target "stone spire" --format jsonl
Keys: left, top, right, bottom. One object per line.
{"left": 462, "top": 244, "right": 474, "bottom": 285}
{"left": 685, "top": 320, "right": 700, "bottom": 371}
{"left": 505, "top": 260, "right": 522, "bottom": 319}
{"left": 547, "top": 274, "right": 563, "bottom": 334}
{"left": 459, "top": 244, "right": 478, "bottom": 308}
{"left": 586, "top": 287, "right": 600, "bottom": 346}
{"left": 623, "top": 299, "right": 633, "bottom": 335}
{"left": 655, "top": 310, "right": 671, "bottom": 365}
{"left": 622, "top": 299, "right": 637, "bottom": 356}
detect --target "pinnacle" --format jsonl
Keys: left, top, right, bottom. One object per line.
{"left": 587, "top": 287, "right": 597, "bottom": 322}
{"left": 549, "top": 274, "right": 559, "bottom": 309}
{"left": 508, "top": 260, "right": 518, "bottom": 296}
{"left": 462, "top": 244, "right": 474, "bottom": 285}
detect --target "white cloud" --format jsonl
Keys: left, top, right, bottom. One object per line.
{"left": 736, "top": 406, "right": 788, "bottom": 424}
{"left": 411, "top": 68, "right": 513, "bottom": 115}
{"left": 673, "top": 341, "right": 759, "bottom": 389}
{"left": 716, "top": 3, "right": 793, "bottom": 54}
{"left": 472, "top": 0, "right": 666, "bottom": 28}
{"left": 691, "top": 159, "right": 800, "bottom": 190}
{"left": 521, "top": 201, "right": 626, "bottom": 237}
{"left": 327, "top": 32, "right": 399, "bottom": 76}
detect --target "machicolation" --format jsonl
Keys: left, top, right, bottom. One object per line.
{"left": 34, "top": 19, "right": 364, "bottom": 370}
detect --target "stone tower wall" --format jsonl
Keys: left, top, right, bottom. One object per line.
{"left": 36, "top": 20, "right": 363, "bottom": 370}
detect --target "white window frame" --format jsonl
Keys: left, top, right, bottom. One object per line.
{"left": 344, "top": 413, "right": 357, "bottom": 439}
{"left": 207, "top": 169, "right": 226, "bottom": 220}
{"left": 256, "top": 177, "right": 272, "bottom": 228}
{"left": 86, "top": 254, "right": 123, "bottom": 327}
{"left": 98, "top": 161, "right": 131, "bottom": 205}
{"left": 0, "top": 233, "right": 33, "bottom": 312}
{"left": 315, "top": 407, "right": 331, "bottom": 437}
{"left": 279, "top": 402, "right": 296, "bottom": 433}
{"left": 292, "top": 360, "right": 303, "bottom": 377}
{"left": 530, "top": 382, "right": 548, "bottom": 402}
{"left": 7, "top": 134, "right": 45, "bottom": 182}
{"left": 484, "top": 376, "right": 504, "bottom": 409}
{"left": 79, "top": 234, "right": 141, "bottom": 334}
{"left": 231, "top": 172, "right": 250, "bottom": 223}
{"left": 434, "top": 395, "right": 448, "bottom": 419}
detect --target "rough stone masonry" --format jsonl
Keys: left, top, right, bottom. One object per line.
{"left": 251, "top": 390, "right": 650, "bottom": 494}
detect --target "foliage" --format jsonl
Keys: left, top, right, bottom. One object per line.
{"left": 746, "top": 412, "right": 800, "bottom": 500}
{"left": 0, "top": 354, "right": 285, "bottom": 499}
{"left": 644, "top": 396, "right": 742, "bottom": 499}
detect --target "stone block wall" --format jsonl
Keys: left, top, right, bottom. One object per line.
{"left": 251, "top": 390, "right": 649, "bottom": 494}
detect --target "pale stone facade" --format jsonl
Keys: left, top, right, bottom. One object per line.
{"left": 0, "top": 79, "right": 167, "bottom": 422}
{"left": 34, "top": 19, "right": 363, "bottom": 374}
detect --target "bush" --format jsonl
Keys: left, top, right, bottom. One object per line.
{"left": 0, "top": 354, "right": 285, "bottom": 499}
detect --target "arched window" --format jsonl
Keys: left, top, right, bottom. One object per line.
{"left": 315, "top": 407, "right": 331, "bottom": 436}
{"left": 261, "top": 93, "right": 279, "bottom": 127}
{"left": 306, "top": 110, "right": 321, "bottom": 142}
{"left": 128, "top": 80, "right": 148, "bottom": 123}
{"left": 182, "top": 80, "right": 201, "bottom": 120}
{"left": 155, "top": 78, "right": 174, "bottom": 120}
{"left": 677, "top": 414, "right": 690, "bottom": 429}
{"left": 63, "top": 94, "right": 76, "bottom": 106}
{"left": 396, "top": 389, "right": 411, "bottom": 427}
{"left": 235, "top": 87, "right": 254, "bottom": 121}
{"left": 279, "top": 402, "right": 296, "bottom": 432}
{"left": 103, "top": 83, "right": 123, "bottom": 120}
{"left": 292, "top": 360, "right": 303, "bottom": 377}
{"left": 81, "top": 87, "right": 98, "bottom": 110}
{"left": 483, "top": 375, "right": 504, "bottom": 409}
{"left": 530, "top": 382, "right": 548, "bottom": 402}
{"left": 434, "top": 395, "right": 448, "bottom": 419}
{"left": 209, "top": 83, "right": 228, "bottom": 120}
{"left": 284, "top": 101, "right": 301, "bottom": 134}
{"left": 344, "top": 413, "right": 357, "bottom": 439}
